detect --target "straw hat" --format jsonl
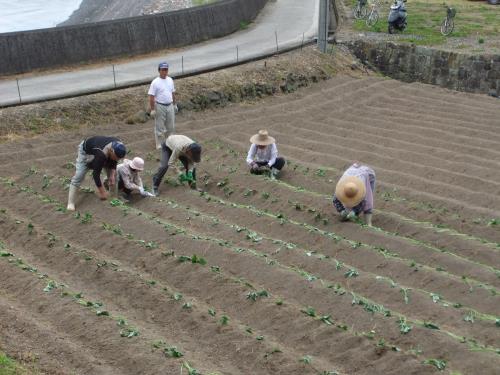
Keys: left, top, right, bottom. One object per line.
{"left": 335, "top": 176, "right": 366, "bottom": 208}
{"left": 250, "top": 130, "right": 275, "bottom": 146}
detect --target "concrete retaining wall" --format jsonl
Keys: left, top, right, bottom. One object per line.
{"left": 344, "top": 40, "right": 500, "bottom": 97}
{"left": 0, "top": 0, "right": 268, "bottom": 76}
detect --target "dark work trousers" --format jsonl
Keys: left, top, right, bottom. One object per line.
{"left": 117, "top": 176, "right": 132, "bottom": 196}
{"left": 253, "top": 157, "right": 286, "bottom": 171}
{"left": 152, "top": 144, "right": 194, "bottom": 188}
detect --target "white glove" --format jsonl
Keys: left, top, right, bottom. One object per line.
{"left": 139, "top": 187, "right": 145, "bottom": 194}
{"left": 149, "top": 110, "right": 156, "bottom": 118}
{"left": 143, "top": 191, "right": 155, "bottom": 197}
{"left": 173, "top": 104, "right": 178, "bottom": 114}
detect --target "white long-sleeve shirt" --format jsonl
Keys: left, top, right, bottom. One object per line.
{"left": 246, "top": 143, "right": 278, "bottom": 167}
{"left": 165, "top": 135, "right": 196, "bottom": 173}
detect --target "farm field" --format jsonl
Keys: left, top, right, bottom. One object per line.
{"left": 0, "top": 75, "right": 499, "bottom": 375}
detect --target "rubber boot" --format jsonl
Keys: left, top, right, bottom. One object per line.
{"left": 340, "top": 210, "right": 349, "bottom": 222}
{"left": 67, "top": 184, "right": 77, "bottom": 211}
{"left": 365, "top": 213, "right": 372, "bottom": 227}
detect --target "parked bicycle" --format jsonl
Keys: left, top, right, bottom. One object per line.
{"left": 440, "top": 5, "right": 456, "bottom": 36}
{"left": 353, "top": 0, "right": 368, "bottom": 19}
{"left": 366, "top": 0, "right": 380, "bottom": 26}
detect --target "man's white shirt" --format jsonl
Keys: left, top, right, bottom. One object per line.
{"left": 148, "top": 76, "right": 175, "bottom": 104}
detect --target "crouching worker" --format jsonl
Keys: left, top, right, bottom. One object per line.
{"left": 116, "top": 157, "right": 154, "bottom": 201}
{"left": 67, "top": 136, "right": 127, "bottom": 211}
{"left": 152, "top": 134, "right": 202, "bottom": 196}
{"left": 246, "top": 130, "right": 285, "bottom": 180}
{"left": 333, "top": 163, "right": 376, "bottom": 226}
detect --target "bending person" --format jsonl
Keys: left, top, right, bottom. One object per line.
{"left": 332, "top": 163, "right": 376, "bottom": 226}
{"left": 152, "top": 134, "right": 202, "bottom": 195}
{"left": 67, "top": 136, "right": 126, "bottom": 211}
{"left": 246, "top": 130, "right": 285, "bottom": 180}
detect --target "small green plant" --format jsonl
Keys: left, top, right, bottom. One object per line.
{"left": 400, "top": 288, "right": 411, "bottom": 304}
{"left": 398, "top": 317, "right": 412, "bottom": 334}
{"left": 423, "top": 358, "right": 446, "bottom": 371}
{"left": 299, "top": 355, "right": 312, "bottom": 364}
{"left": 478, "top": 37, "right": 485, "bottom": 44}
{"left": 164, "top": 346, "right": 183, "bottom": 358}
{"left": 80, "top": 212, "right": 92, "bottom": 224}
{"left": 301, "top": 306, "right": 316, "bottom": 317}
{"left": 344, "top": 269, "right": 359, "bottom": 278}
{"left": 120, "top": 327, "right": 139, "bottom": 338}
{"left": 219, "top": 315, "right": 229, "bottom": 325}
{"left": 27, "top": 223, "right": 34, "bottom": 234}
{"left": 246, "top": 290, "right": 269, "bottom": 301}
{"left": 182, "top": 362, "right": 200, "bottom": 375}
{"left": 208, "top": 308, "right": 216, "bottom": 317}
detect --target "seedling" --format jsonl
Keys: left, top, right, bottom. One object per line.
{"left": 400, "top": 288, "right": 411, "bottom": 304}
{"left": 261, "top": 192, "right": 270, "bottom": 199}
{"left": 46, "top": 232, "right": 57, "bottom": 248}
{"left": 275, "top": 299, "right": 283, "bottom": 305}
{"left": 301, "top": 307, "right": 316, "bottom": 317}
{"left": 182, "top": 302, "right": 192, "bottom": 309}
{"left": 423, "top": 322, "right": 440, "bottom": 330}
{"left": 264, "top": 348, "right": 282, "bottom": 358}
{"left": 463, "top": 311, "right": 475, "bottom": 323}
{"left": 80, "top": 212, "right": 92, "bottom": 224}
{"left": 164, "top": 346, "right": 183, "bottom": 358}
{"left": 219, "top": 315, "right": 229, "bottom": 325}
{"left": 319, "top": 315, "right": 333, "bottom": 325}
{"left": 423, "top": 359, "right": 446, "bottom": 371}
{"left": 173, "top": 293, "right": 183, "bottom": 301}
{"left": 27, "top": 223, "right": 34, "bottom": 234}
{"left": 109, "top": 199, "right": 124, "bottom": 207}
{"left": 256, "top": 335, "right": 264, "bottom": 341}
{"left": 182, "top": 362, "right": 200, "bottom": 375}
{"left": 344, "top": 269, "right": 359, "bottom": 278}
{"left": 208, "top": 308, "right": 216, "bottom": 317}
{"left": 42, "top": 174, "right": 51, "bottom": 190}
{"left": 246, "top": 290, "right": 269, "bottom": 301}
{"left": 96, "top": 310, "right": 109, "bottom": 316}
{"left": 120, "top": 327, "right": 139, "bottom": 338}
{"left": 398, "top": 317, "right": 412, "bottom": 334}
{"left": 431, "top": 293, "right": 441, "bottom": 303}
{"left": 299, "top": 355, "right": 312, "bottom": 364}
{"left": 316, "top": 169, "right": 326, "bottom": 177}
{"left": 0, "top": 251, "right": 13, "bottom": 257}
{"left": 488, "top": 218, "right": 498, "bottom": 226}
{"left": 43, "top": 280, "right": 57, "bottom": 292}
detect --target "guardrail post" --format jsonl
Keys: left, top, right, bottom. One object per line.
{"left": 301, "top": 32, "right": 305, "bottom": 51}
{"left": 236, "top": 46, "right": 239, "bottom": 62}
{"left": 182, "top": 56, "right": 184, "bottom": 75}
{"left": 112, "top": 65, "right": 117, "bottom": 88}
{"left": 16, "top": 78, "right": 22, "bottom": 104}
{"left": 275, "top": 31, "right": 279, "bottom": 52}
{"left": 318, "top": 0, "right": 329, "bottom": 53}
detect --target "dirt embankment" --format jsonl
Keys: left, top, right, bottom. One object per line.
{"left": 0, "top": 45, "right": 369, "bottom": 143}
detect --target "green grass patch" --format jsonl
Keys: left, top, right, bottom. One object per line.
{"left": 0, "top": 351, "right": 29, "bottom": 375}
{"left": 192, "top": 0, "right": 219, "bottom": 6}
{"left": 352, "top": 0, "right": 500, "bottom": 46}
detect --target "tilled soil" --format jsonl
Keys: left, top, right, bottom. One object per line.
{"left": 0, "top": 75, "right": 499, "bottom": 374}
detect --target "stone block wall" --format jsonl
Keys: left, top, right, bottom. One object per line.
{"left": 344, "top": 40, "right": 500, "bottom": 97}
{"left": 0, "top": 0, "right": 268, "bottom": 76}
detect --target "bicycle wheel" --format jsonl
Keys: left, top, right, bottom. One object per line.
{"left": 366, "top": 10, "right": 379, "bottom": 26}
{"left": 440, "top": 18, "right": 454, "bottom": 36}
{"left": 353, "top": 5, "right": 362, "bottom": 19}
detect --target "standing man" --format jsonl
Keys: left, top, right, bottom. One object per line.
{"left": 152, "top": 134, "right": 202, "bottom": 196}
{"left": 67, "top": 136, "right": 127, "bottom": 211}
{"left": 148, "top": 61, "right": 178, "bottom": 149}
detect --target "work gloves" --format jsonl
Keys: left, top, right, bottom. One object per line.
{"left": 149, "top": 110, "right": 156, "bottom": 118}
{"left": 174, "top": 104, "right": 179, "bottom": 114}
{"left": 178, "top": 171, "right": 195, "bottom": 184}
{"left": 139, "top": 187, "right": 155, "bottom": 197}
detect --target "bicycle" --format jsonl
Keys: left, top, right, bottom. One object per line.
{"left": 365, "top": 0, "right": 380, "bottom": 26}
{"left": 353, "top": 0, "right": 368, "bottom": 20}
{"left": 440, "top": 6, "right": 456, "bottom": 36}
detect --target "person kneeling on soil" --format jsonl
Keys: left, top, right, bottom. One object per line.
{"left": 116, "top": 157, "right": 154, "bottom": 201}
{"left": 246, "top": 130, "right": 285, "bottom": 180}
{"left": 67, "top": 136, "right": 127, "bottom": 211}
{"left": 332, "top": 163, "right": 376, "bottom": 226}
{"left": 152, "top": 134, "right": 202, "bottom": 196}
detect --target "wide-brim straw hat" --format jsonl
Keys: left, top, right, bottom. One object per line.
{"left": 335, "top": 176, "right": 366, "bottom": 208}
{"left": 250, "top": 130, "right": 275, "bottom": 146}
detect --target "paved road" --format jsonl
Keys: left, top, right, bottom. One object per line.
{"left": 0, "top": 0, "right": 319, "bottom": 106}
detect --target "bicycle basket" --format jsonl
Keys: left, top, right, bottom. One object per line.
{"left": 447, "top": 7, "right": 456, "bottom": 18}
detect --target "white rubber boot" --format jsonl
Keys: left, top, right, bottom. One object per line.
{"left": 365, "top": 213, "right": 372, "bottom": 227}
{"left": 67, "top": 184, "right": 77, "bottom": 211}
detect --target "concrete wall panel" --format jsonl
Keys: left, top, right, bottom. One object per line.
{"left": 0, "top": 0, "right": 268, "bottom": 75}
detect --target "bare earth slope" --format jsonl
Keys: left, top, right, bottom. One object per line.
{"left": 0, "top": 74, "right": 499, "bottom": 374}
